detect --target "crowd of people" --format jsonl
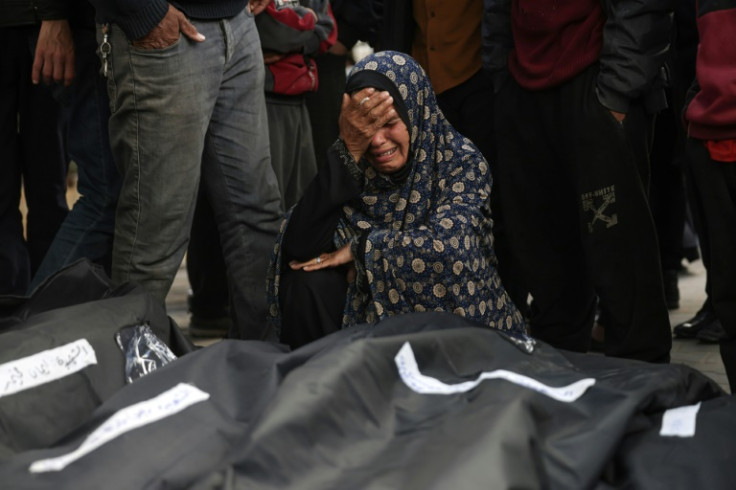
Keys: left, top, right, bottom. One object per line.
{"left": 1, "top": 0, "right": 734, "bottom": 392}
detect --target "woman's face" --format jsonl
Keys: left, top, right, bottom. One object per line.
{"left": 364, "top": 110, "right": 410, "bottom": 174}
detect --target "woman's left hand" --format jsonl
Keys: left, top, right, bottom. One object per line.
{"left": 289, "top": 243, "right": 354, "bottom": 272}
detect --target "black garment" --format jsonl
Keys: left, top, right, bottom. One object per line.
{"left": 279, "top": 268, "right": 346, "bottom": 348}
{"left": 305, "top": 52, "right": 347, "bottom": 171}
{"left": 686, "top": 139, "right": 736, "bottom": 392}
{"left": 265, "top": 93, "right": 318, "bottom": 211}
{"left": 88, "top": 0, "right": 246, "bottom": 40}
{"left": 378, "top": 3, "right": 496, "bottom": 164}
{"left": 282, "top": 144, "right": 364, "bottom": 263}
{"left": 649, "top": 99, "right": 687, "bottom": 272}
{"left": 0, "top": 26, "right": 68, "bottom": 295}
{"left": 277, "top": 144, "right": 363, "bottom": 347}
{"left": 482, "top": 0, "right": 672, "bottom": 114}
{"left": 0, "top": 0, "right": 93, "bottom": 28}
{"left": 650, "top": 2, "right": 698, "bottom": 275}
{"left": 493, "top": 65, "right": 671, "bottom": 362}
{"left": 436, "top": 69, "right": 496, "bottom": 164}
{"left": 186, "top": 189, "right": 229, "bottom": 322}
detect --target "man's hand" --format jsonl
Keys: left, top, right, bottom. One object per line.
{"left": 328, "top": 41, "right": 348, "bottom": 56}
{"left": 133, "top": 4, "right": 204, "bottom": 50}
{"left": 249, "top": 0, "right": 272, "bottom": 15}
{"left": 262, "top": 51, "right": 285, "bottom": 64}
{"left": 32, "top": 20, "right": 75, "bottom": 86}
{"left": 610, "top": 110, "right": 626, "bottom": 123}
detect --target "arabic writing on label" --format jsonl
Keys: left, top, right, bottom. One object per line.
{"left": 0, "top": 339, "right": 97, "bottom": 399}
{"left": 394, "top": 342, "right": 595, "bottom": 403}
{"left": 29, "top": 383, "right": 210, "bottom": 473}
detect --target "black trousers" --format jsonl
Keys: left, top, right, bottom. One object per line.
{"left": 0, "top": 27, "right": 68, "bottom": 294}
{"left": 493, "top": 65, "right": 671, "bottom": 362}
{"left": 186, "top": 189, "right": 229, "bottom": 321}
{"left": 305, "top": 52, "right": 346, "bottom": 172}
{"left": 687, "top": 138, "right": 736, "bottom": 392}
{"left": 436, "top": 69, "right": 496, "bottom": 163}
{"left": 649, "top": 99, "right": 687, "bottom": 272}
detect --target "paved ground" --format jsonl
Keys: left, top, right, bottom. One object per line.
{"left": 164, "top": 256, "right": 730, "bottom": 393}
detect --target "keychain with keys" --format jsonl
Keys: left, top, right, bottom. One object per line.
{"left": 99, "top": 24, "right": 111, "bottom": 78}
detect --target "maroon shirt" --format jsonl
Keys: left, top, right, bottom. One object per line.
{"left": 685, "top": 4, "right": 736, "bottom": 141}
{"left": 509, "top": 0, "right": 604, "bottom": 90}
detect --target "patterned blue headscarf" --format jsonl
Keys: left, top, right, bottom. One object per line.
{"left": 269, "top": 51, "right": 526, "bottom": 335}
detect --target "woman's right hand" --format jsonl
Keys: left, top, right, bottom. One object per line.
{"left": 338, "top": 88, "right": 397, "bottom": 162}
{"left": 289, "top": 243, "right": 357, "bottom": 283}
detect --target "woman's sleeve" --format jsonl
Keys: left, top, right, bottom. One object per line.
{"left": 282, "top": 139, "right": 366, "bottom": 262}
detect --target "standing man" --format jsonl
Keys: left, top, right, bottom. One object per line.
{"left": 88, "top": 0, "right": 283, "bottom": 340}
{"left": 382, "top": 0, "right": 495, "bottom": 162}
{"left": 482, "top": 0, "right": 673, "bottom": 362}
{"left": 684, "top": 0, "right": 736, "bottom": 391}
{"left": 27, "top": 0, "right": 122, "bottom": 292}
{"left": 0, "top": 1, "right": 69, "bottom": 295}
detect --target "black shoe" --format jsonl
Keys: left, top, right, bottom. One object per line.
{"left": 663, "top": 269, "right": 680, "bottom": 310}
{"left": 673, "top": 305, "right": 716, "bottom": 339}
{"left": 696, "top": 318, "right": 727, "bottom": 343}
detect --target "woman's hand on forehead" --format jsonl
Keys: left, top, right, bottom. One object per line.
{"left": 339, "top": 88, "right": 398, "bottom": 163}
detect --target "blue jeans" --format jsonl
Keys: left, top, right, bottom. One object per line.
{"left": 29, "top": 28, "right": 121, "bottom": 293}
{"left": 105, "top": 9, "right": 282, "bottom": 339}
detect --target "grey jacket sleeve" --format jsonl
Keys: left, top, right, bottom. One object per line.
{"left": 481, "top": 0, "right": 513, "bottom": 93}
{"left": 596, "top": 0, "right": 674, "bottom": 113}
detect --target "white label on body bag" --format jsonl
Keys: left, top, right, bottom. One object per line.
{"left": 0, "top": 339, "right": 97, "bottom": 399}
{"left": 395, "top": 342, "right": 595, "bottom": 403}
{"left": 660, "top": 402, "right": 701, "bottom": 437}
{"left": 29, "top": 383, "right": 210, "bottom": 473}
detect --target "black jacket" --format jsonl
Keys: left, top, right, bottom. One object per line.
{"left": 0, "top": 0, "right": 95, "bottom": 29}
{"left": 331, "top": 0, "right": 383, "bottom": 49}
{"left": 88, "top": 0, "right": 245, "bottom": 41}
{"left": 482, "top": 0, "right": 673, "bottom": 113}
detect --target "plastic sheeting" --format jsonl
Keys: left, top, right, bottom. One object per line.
{"left": 0, "top": 260, "right": 194, "bottom": 458}
{"left": 0, "top": 312, "right": 733, "bottom": 489}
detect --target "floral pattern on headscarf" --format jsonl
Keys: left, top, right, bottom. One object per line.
{"left": 267, "top": 51, "right": 526, "bottom": 336}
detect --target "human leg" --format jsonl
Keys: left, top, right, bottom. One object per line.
{"left": 0, "top": 27, "right": 31, "bottom": 294}
{"left": 305, "top": 52, "right": 346, "bottom": 171}
{"left": 266, "top": 94, "right": 318, "bottom": 211}
{"left": 18, "top": 28, "right": 68, "bottom": 275}
{"left": 569, "top": 67, "right": 671, "bottom": 362}
{"left": 436, "top": 69, "right": 496, "bottom": 163}
{"left": 186, "top": 188, "right": 230, "bottom": 337}
{"left": 687, "top": 138, "right": 736, "bottom": 392}
{"left": 29, "top": 27, "right": 121, "bottom": 291}
{"left": 199, "top": 10, "right": 283, "bottom": 340}
{"left": 649, "top": 103, "right": 686, "bottom": 309}
{"left": 493, "top": 77, "right": 596, "bottom": 352}
{"left": 106, "top": 22, "right": 218, "bottom": 302}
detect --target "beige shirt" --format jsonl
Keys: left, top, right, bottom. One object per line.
{"left": 411, "top": 0, "right": 483, "bottom": 94}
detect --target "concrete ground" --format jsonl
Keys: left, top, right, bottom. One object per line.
{"left": 165, "top": 256, "right": 730, "bottom": 393}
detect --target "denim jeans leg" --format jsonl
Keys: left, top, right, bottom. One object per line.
{"left": 200, "top": 10, "right": 283, "bottom": 339}
{"left": 107, "top": 23, "right": 219, "bottom": 303}
{"left": 29, "top": 28, "right": 121, "bottom": 292}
